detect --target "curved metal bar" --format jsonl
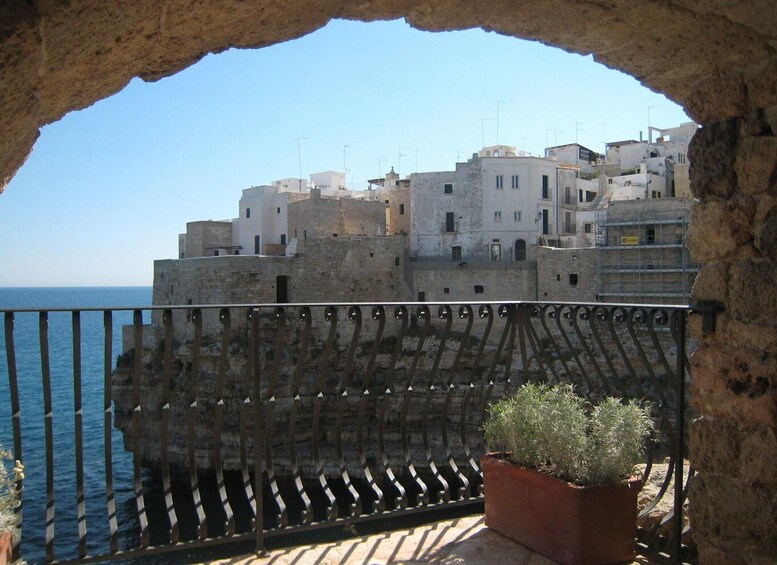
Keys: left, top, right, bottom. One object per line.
{"left": 552, "top": 305, "right": 596, "bottom": 391}
{"left": 160, "top": 309, "right": 180, "bottom": 543}
{"left": 239, "top": 309, "right": 257, "bottom": 531}
{"left": 585, "top": 305, "right": 618, "bottom": 395}
{"left": 378, "top": 306, "right": 408, "bottom": 509}
{"left": 421, "top": 305, "right": 451, "bottom": 504}
{"left": 335, "top": 306, "right": 363, "bottom": 517}
{"left": 442, "top": 305, "right": 471, "bottom": 501}
{"left": 569, "top": 306, "right": 610, "bottom": 399}
{"left": 534, "top": 304, "right": 570, "bottom": 384}
{"left": 288, "top": 306, "right": 313, "bottom": 525}
{"left": 456, "top": 304, "right": 482, "bottom": 483}
{"left": 480, "top": 304, "right": 513, "bottom": 416}
{"left": 356, "top": 305, "right": 387, "bottom": 514}
{"left": 474, "top": 305, "right": 495, "bottom": 417}
{"left": 264, "top": 307, "right": 288, "bottom": 527}
{"left": 39, "top": 312, "right": 55, "bottom": 561}
{"left": 71, "top": 311, "right": 87, "bottom": 558}
{"left": 249, "top": 308, "right": 264, "bottom": 552}
{"left": 605, "top": 307, "right": 646, "bottom": 399}
{"left": 187, "top": 308, "right": 207, "bottom": 539}
{"left": 312, "top": 307, "right": 339, "bottom": 521}
{"left": 131, "top": 310, "right": 149, "bottom": 548}
{"left": 102, "top": 311, "right": 118, "bottom": 553}
{"left": 3, "top": 313, "right": 23, "bottom": 562}
{"left": 401, "top": 305, "right": 431, "bottom": 507}
{"left": 213, "top": 308, "right": 235, "bottom": 535}
{"left": 499, "top": 305, "right": 518, "bottom": 397}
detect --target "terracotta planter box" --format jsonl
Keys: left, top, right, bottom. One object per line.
{"left": 0, "top": 531, "right": 12, "bottom": 565}
{"left": 481, "top": 453, "right": 641, "bottom": 565}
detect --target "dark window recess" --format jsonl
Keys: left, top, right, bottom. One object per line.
{"left": 444, "top": 183, "right": 453, "bottom": 194}
{"left": 584, "top": 223, "right": 592, "bottom": 234}
{"left": 332, "top": 233, "right": 338, "bottom": 237}
{"left": 276, "top": 275, "right": 289, "bottom": 303}
{"left": 474, "top": 285, "right": 484, "bottom": 294}
{"left": 254, "top": 235, "right": 261, "bottom": 254}
{"left": 304, "top": 230, "right": 307, "bottom": 239}
{"left": 542, "top": 175, "right": 549, "bottom": 199}
{"left": 443, "top": 287, "right": 450, "bottom": 294}
{"left": 280, "top": 234, "right": 286, "bottom": 245}
{"left": 514, "top": 239, "right": 526, "bottom": 261}
{"left": 246, "top": 208, "right": 251, "bottom": 218}
{"left": 394, "top": 257, "right": 400, "bottom": 266}
{"left": 569, "top": 274, "right": 578, "bottom": 286}
{"left": 277, "top": 207, "right": 281, "bottom": 213}
{"left": 542, "top": 209, "right": 549, "bottom": 235}
{"left": 213, "top": 250, "right": 219, "bottom": 256}
{"left": 445, "top": 212, "right": 455, "bottom": 232}
{"left": 418, "top": 292, "right": 426, "bottom": 302}
{"left": 234, "top": 250, "right": 239, "bottom": 255}
{"left": 399, "top": 203, "right": 405, "bottom": 215}
{"left": 451, "top": 246, "right": 462, "bottom": 262}
{"left": 556, "top": 274, "right": 561, "bottom": 281}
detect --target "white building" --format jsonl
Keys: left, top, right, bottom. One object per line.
{"left": 410, "top": 145, "right": 579, "bottom": 263}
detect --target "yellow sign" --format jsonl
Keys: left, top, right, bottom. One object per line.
{"left": 620, "top": 235, "right": 639, "bottom": 245}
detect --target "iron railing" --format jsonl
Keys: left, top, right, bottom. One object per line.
{"left": 1, "top": 301, "right": 697, "bottom": 563}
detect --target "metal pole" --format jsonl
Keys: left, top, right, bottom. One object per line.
{"left": 673, "top": 310, "right": 687, "bottom": 562}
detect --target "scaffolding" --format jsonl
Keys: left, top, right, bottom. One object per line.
{"left": 595, "top": 199, "right": 698, "bottom": 304}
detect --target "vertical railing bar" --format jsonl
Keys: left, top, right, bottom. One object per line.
{"left": 187, "top": 309, "right": 207, "bottom": 539}
{"left": 160, "top": 309, "right": 179, "bottom": 543}
{"left": 500, "top": 306, "right": 518, "bottom": 397}
{"left": 448, "top": 306, "right": 473, "bottom": 500}
{"left": 401, "top": 306, "right": 430, "bottom": 507}
{"left": 356, "top": 306, "right": 386, "bottom": 514}
{"left": 421, "top": 306, "right": 451, "bottom": 504}
{"left": 551, "top": 306, "right": 595, "bottom": 390}
{"left": 239, "top": 309, "right": 256, "bottom": 530}
{"left": 102, "top": 311, "right": 118, "bottom": 553}
{"left": 4, "top": 312, "right": 23, "bottom": 563}
{"left": 378, "top": 307, "right": 408, "bottom": 509}
{"left": 131, "top": 310, "right": 149, "bottom": 548}
{"left": 336, "top": 306, "right": 362, "bottom": 517}
{"left": 569, "top": 306, "right": 611, "bottom": 395}
{"left": 313, "top": 307, "right": 338, "bottom": 520}
{"left": 250, "top": 308, "right": 264, "bottom": 553}
{"left": 523, "top": 306, "right": 560, "bottom": 385}
{"left": 455, "top": 306, "right": 480, "bottom": 482}
{"left": 265, "top": 308, "right": 288, "bottom": 527}
{"left": 288, "top": 307, "right": 313, "bottom": 524}
{"left": 213, "top": 309, "right": 235, "bottom": 535}
{"left": 72, "top": 311, "right": 88, "bottom": 558}
{"left": 605, "top": 308, "right": 647, "bottom": 399}
{"left": 626, "top": 309, "right": 669, "bottom": 408}
{"left": 586, "top": 306, "right": 619, "bottom": 395}
{"left": 39, "top": 311, "right": 55, "bottom": 562}
{"left": 672, "top": 311, "right": 687, "bottom": 563}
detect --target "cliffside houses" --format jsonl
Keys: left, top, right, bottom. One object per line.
{"left": 164, "top": 122, "right": 698, "bottom": 308}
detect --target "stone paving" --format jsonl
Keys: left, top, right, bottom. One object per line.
{"left": 210, "top": 514, "right": 655, "bottom": 565}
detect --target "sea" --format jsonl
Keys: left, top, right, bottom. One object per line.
{"left": 0, "top": 287, "right": 154, "bottom": 563}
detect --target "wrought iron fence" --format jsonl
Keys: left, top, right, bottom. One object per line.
{"left": 1, "top": 301, "right": 697, "bottom": 563}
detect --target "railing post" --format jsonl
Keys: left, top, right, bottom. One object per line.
{"left": 673, "top": 310, "right": 687, "bottom": 562}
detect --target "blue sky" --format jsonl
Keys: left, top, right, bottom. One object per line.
{"left": 0, "top": 19, "right": 690, "bottom": 287}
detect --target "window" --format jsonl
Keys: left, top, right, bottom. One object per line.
{"left": 303, "top": 230, "right": 307, "bottom": 239}
{"left": 474, "top": 285, "right": 484, "bottom": 294}
{"left": 234, "top": 250, "right": 239, "bottom": 255}
{"left": 451, "top": 245, "right": 462, "bottom": 262}
{"left": 246, "top": 207, "right": 251, "bottom": 218}
{"left": 214, "top": 250, "right": 219, "bottom": 256}
{"left": 564, "top": 186, "right": 571, "bottom": 205}
{"left": 443, "top": 183, "right": 453, "bottom": 194}
{"left": 418, "top": 292, "right": 426, "bottom": 302}
{"left": 394, "top": 257, "right": 400, "bottom": 266}
{"left": 496, "top": 175, "right": 504, "bottom": 189}
{"left": 569, "top": 274, "right": 578, "bottom": 286}
{"left": 542, "top": 209, "right": 549, "bottom": 235}
{"left": 511, "top": 174, "right": 520, "bottom": 189}
{"left": 443, "top": 287, "right": 450, "bottom": 294}
{"left": 494, "top": 211, "right": 502, "bottom": 222}
{"left": 586, "top": 191, "right": 596, "bottom": 202}
{"left": 584, "top": 223, "right": 592, "bottom": 234}
{"left": 445, "top": 212, "right": 455, "bottom": 232}
{"left": 280, "top": 234, "right": 286, "bottom": 245}
{"left": 514, "top": 239, "right": 526, "bottom": 261}
{"left": 399, "top": 203, "right": 405, "bottom": 215}
{"left": 578, "top": 189, "right": 583, "bottom": 202}
{"left": 542, "top": 175, "right": 549, "bottom": 199}
{"left": 277, "top": 207, "right": 281, "bottom": 213}
{"left": 514, "top": 211, "right": 521, "bottom": 222}
{"left": 490, "top": 243, "right": 502, "bottom": 261}
{"left": 564, "top": 211, "right": 572, "bottom": 232}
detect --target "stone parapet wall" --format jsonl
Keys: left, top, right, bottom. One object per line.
{"left": 687, "top": 109, "right": 777, "bottom": 564}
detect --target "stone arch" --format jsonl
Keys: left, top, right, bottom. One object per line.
{"left": 1, "top": 3, "right": 776, "bottom": 562}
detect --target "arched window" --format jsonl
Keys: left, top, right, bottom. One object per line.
{"left": 514, "top": 239, "right": 526, "bottom": 261}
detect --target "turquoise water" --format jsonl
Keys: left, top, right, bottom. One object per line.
{"left": 0, "top": 287, "right": 152, "bottom": 563}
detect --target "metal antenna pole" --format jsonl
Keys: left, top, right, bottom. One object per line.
{"left": 297, "top": 137, "right": 307, "bottom": 192}
{"left": 397, "top": 148, "right": 407, "bottom": 178}
{"left": 343, "top": 145, "right": 350, "bottom": 189}
{"left": 575, "top": 122, "right": 585, "bottom": 144}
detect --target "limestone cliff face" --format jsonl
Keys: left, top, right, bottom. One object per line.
{"left": 112, "top": 306, "right": 688, "bottom": 479}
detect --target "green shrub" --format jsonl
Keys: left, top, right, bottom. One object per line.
{"left": 483, "top": 383, "right": 652, "bottom": 485}
{"left": 0, "top": 442, "right": 23, "bottom": 539}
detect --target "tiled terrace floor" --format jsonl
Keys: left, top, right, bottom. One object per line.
{"left": 211, "top": 514, "right": 655, "bottom": 565}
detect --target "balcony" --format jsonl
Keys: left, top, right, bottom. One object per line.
{"left": 0, "top": 300, "right": 698, "bottom": 563}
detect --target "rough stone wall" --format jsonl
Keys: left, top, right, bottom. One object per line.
{"left": 387, "top": 187, "right": 410, "bottom": 235}
{"left": 536, "top": 247, "right": 598, "bottom": 302}
{"left": 184, "top": 220, "right": 233, "bottom": 257}
{"left": 686, "top": 110, "right": 777, "bottom": 564}
{"left": 287, "top": 192, "right": 386, "bottom": 239}
{"left": 411, "top": 263, "right": 537, "bottom": 302}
